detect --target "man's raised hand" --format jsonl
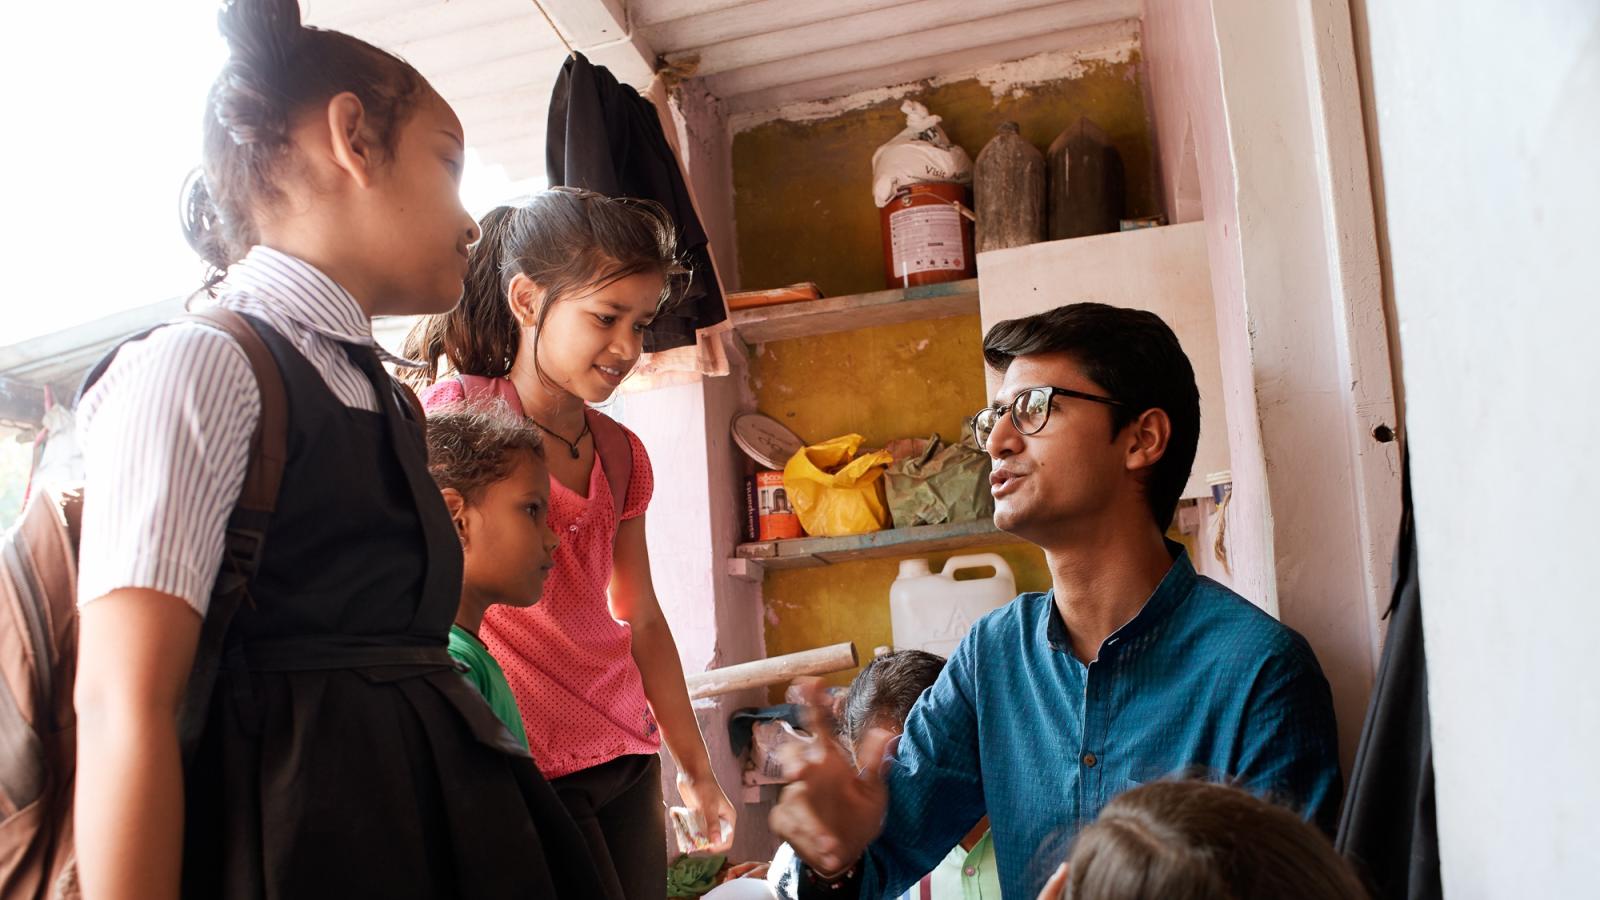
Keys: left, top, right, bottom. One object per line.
{"left": 767, "top": 682, "right": 892, "bottom": 876}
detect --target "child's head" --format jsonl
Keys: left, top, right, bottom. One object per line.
{"left": 425, "top": 404, "right": 557, "bottom": 607}
{"left": 184, "top": 0, "right": 479, "bottom": 315}
{"left": 403, "top": 189, "right": 685, "bottom": 398}
{"left": 1057, "top": 781, "right": 1368, "bottom": 900}
{"left": 840, "top": 650, "right": 946, "bottom": 761}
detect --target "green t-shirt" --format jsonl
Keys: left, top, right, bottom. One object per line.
{"left": 447, "top": 625, "right": 528, "bottom": 751}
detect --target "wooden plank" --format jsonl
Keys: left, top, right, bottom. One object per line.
{"left": 635, "top": 0, "right": 799, "bottom": 29}
{"left": 539, "top": 0, "right": 660, "bottom": 87}
{"left": 645, "top": 0, "right": 912, "bottom": 55}
{"left": 733, "top": 519, "right": 1023, "bottom": 571}
{"left": 732, "top": 279, "right": 979, "bottom": 344}
{"left": 665, "top": 0, "right": 1092, "bottom": 77}
{"left": 685, "top": 642, "right": 858, "bottom": 699}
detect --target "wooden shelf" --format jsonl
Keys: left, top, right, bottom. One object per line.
{"left": 733, "top": 519, "right": 1022, "bottom": 573}
{"left": 731, "top": 278, "right": 979, "bottom": 343}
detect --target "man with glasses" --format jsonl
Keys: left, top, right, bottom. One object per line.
{"left": 770, "top": 303, "right": 1340, "bottom": 899}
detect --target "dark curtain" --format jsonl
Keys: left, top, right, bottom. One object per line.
{"left": 1337, "top": 454, "right": 1442, "bottom": 900}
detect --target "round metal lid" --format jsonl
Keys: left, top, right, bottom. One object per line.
{"left": 731, "top": 413, "right": 805, "bottom": 471}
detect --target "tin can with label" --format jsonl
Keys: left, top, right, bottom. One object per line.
{"left": 756, "top": 470, "right": 804, "bottom": 540}
{"left": 880, "top": 181, "right": 976, "bottom": 289}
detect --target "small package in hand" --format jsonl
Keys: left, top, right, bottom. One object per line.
{"left": 669, "top": 806, "right": 712, "bottom": 854}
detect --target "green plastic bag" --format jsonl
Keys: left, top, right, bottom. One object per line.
{"left": 884, "top": 432, "right": 995, "bottom": 528}
{"left": 783, "top": 434, "right": 894, "bottom": 537}
{"left": 667, "top": 853, "right": 726, "bottom": 898}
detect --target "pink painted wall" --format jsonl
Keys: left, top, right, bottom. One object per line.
{"left": 1142, "top": 0, "right": 1276, "bottom": 608}
{"left": 617, "top": 83, "right": 779, "bottom": 861}
{"left": 1142, "top": 0, "right": 1402, "bottom": 771}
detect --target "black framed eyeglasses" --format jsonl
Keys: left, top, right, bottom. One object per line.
{"left": 969, "top": 386, "right": 1124, "bottom": 448}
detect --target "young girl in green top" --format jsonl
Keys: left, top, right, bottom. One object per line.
{"left": 426, "top": 404, "right": 560, "bottom": 748}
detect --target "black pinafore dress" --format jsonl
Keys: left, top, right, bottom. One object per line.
{"left": 180, "top": 317, "right": 602, "bottom": 899}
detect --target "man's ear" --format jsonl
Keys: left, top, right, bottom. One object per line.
{"left": 1124, "top": 407, "right": 1172, "bottom": 475}
{"left": 506, "top": 273, "right": 546, "bottom": 328}
{"left": 324, "top": 91, "right": 376, "bottom": 189}
{"left": 440, "top": 488, "right": 469, "bottom": 543}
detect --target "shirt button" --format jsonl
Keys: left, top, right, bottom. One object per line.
{"left": 569, "top": 524, "right": 579, "bottom": 532}
{"left": 1082, "top": 752, "right": 1097, "bottom": 767}
{"left": 963, "top": 867, "right": 976, "bottom": 877}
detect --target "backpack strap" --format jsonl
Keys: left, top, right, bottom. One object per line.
{"left": 588, "top": 410, "right": 632, "bottom": 523}
{"left": 397, "top": 381, "right": 427, "bottom": 429}
{"left": 169, "top": 309, "right": 288, "bottom": 756}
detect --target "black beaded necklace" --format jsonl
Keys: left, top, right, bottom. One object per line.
{"left": 526, "top": 414, "right": 590, "bottom": 459}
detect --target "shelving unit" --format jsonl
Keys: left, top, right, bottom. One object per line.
{"left": 732, "top": 519, "right": 1022, "bottom": 575}
{"left": 730, "top": 278, "right": 979, "bottom": 344}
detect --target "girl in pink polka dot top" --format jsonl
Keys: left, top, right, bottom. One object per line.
{"left": 408, "top": 192, "right": 735, "bottom": 900}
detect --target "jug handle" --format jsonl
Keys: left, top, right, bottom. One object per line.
{"left": 940, "top": 553, "right": 1013, "bottom": 579}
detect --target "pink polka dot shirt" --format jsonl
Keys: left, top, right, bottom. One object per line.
{"left": 422, "top": 380, "right": 659, "bottom": 778}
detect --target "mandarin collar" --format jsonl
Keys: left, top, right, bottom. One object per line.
{"left": 1045, "top": 540, "right": 1197, "bottom": 656}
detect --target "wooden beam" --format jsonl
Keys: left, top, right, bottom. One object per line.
{"left": 665, "top": 0, "right": 1129, "bottom": 75}
{"left": 431, "top": 57, "right": 561, "bottom": 103}
{"left": 706, "top": 2, "right": 1136, "bottom": 99}
{"left": 305, "top": 0, "right": 536, "bottom": 51}
{"left": 633, "top": 0, "right": 758, "bottom": 29}
{"left": 685, "top": 642, "right": 859, "bottom": 699}
{"left": 643, "top": 0, "right": 892, "bottom": 53}
{"left": 537, "top": 0, "right": 659, "bottom": 87}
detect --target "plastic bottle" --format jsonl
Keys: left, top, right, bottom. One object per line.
{"left": 889, "top": 554, "right": 1017, "bottom": 658}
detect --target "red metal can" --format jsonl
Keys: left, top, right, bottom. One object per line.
{"left": 880, "top": 181, "right": 976, "bottom": 290}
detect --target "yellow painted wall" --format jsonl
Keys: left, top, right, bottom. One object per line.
{"left": 734, "top": 58, "right": 1157, "bottom": 687}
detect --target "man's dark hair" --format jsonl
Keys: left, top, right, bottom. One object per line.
{"left": 840, "top": 650, "right": 947, "bottom": 750}
{"left": 982, "top": 303, "right": 1200, "bottom": 531}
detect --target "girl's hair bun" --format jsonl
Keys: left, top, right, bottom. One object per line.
{"left": 217, "top": 0, "right": 302, "bottom": 67}
{"left": 212, "top": 0, "right": 305, "bottom": 146}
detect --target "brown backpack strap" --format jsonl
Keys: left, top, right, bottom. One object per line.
{"left": 180, "top": 309, "right": 289, "bottom": 516}
{"left": 397, "top": 381, "right": 427, "bottom": 430}
{"left": 171, "top": 309, "right": 289, "bottom": 757}
{"left": 588, "top": 410, "right": 633, "bottom": 524}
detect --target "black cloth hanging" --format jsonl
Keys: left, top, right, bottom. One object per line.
{"left": 1336, "top": 453, "right": 1442, "bottom": 900}
{"left": 546, "top": 52, "right": 726, "bottom": 354}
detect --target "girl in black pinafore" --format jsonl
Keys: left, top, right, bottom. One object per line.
{"left": 70, "top": 2, "right": 603, "bottom": 897}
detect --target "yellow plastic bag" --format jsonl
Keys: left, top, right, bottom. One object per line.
{"left": 783, "top": 434, "right": 895, "bottom": 537}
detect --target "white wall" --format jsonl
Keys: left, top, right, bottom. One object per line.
{"left": 1143, "top": 0, "right": 1402, "bottom": 772}
{"left": 1358, "top": 2, "right": 1600, "bottom": 896}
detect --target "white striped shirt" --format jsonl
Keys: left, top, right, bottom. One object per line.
{"left": 76, "top": 246, "right": 421, "bottom": 615}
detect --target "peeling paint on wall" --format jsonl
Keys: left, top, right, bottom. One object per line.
{"left": 729, "top": 21, "right": 1142, "bottom": 130}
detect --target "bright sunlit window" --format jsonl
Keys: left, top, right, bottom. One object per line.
{"left": 0, "top": 2, "right": 540, "bottom": 347}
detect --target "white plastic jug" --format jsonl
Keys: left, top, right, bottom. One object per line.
{"left": 889, "top": 554, "right": 1017, "bottom": 658}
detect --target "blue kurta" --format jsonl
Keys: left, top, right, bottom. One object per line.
{"left": 854, "top": 547, "right": 1341, "bottom": 899}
